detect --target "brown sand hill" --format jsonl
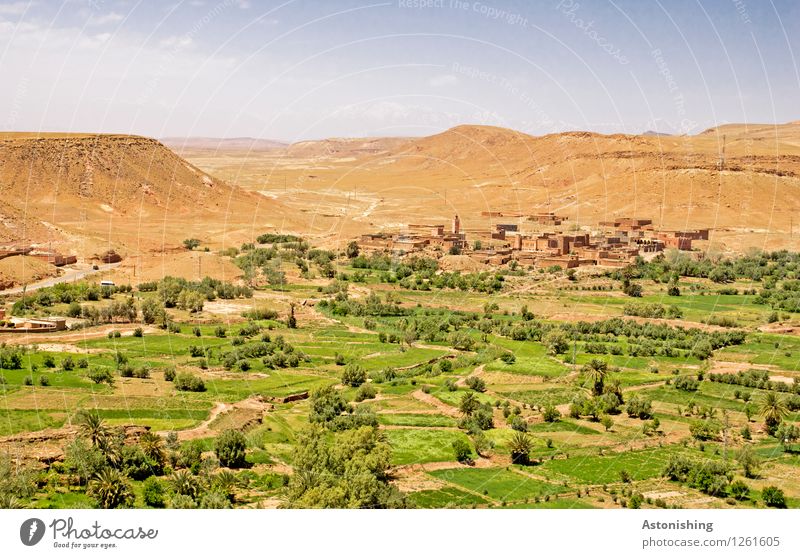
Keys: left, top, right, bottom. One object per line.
{"left": 176, "top": 122, "right": 800, "bottom": 253}
{"left": 0, "top": 133, "right": 297, "bottom": 284}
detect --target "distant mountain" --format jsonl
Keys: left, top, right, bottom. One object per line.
{"left": 161, "top": 137, "right": 288, "bottom": 152}
{"left": 284, "top": 136, "right": 412, "bottom": 159}
{"left": 642, "top": 130, "right": 674, "bottom": 137}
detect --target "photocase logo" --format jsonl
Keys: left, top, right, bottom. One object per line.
{"left": 20, "top": 518, "right": 46, "bottom": 546}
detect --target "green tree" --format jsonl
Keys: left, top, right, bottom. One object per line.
{"left": 215, "top": 429, "right": 248, "bottom": 468}
{"left": 509, "top": 431, "right": 533, "bottom": 465}
{"left": 776, "top": 423, "right": 800, "bottom": 451}
{"left": 762, "top": 485, "right": 786, "bottom": 508}
{"left": 452, "top": 439, "right": 472, "bottom": 463}
{"left": 458, "top": 392, "right": 480, "bottom": 417}
{"left": 735, "top": 446, "right": 760, "bottom": 479}
{"left": 88, "top": 469, "right": 135, "bottom": 509}
{"left": 142, "top": 477, "right": 167, "bottom": 508}
{"left": 64, "top": 439, "right": 106, "bottom": 486}
{"left": 543, "top": 330, "right": 569, "bottom": 355}
{"left": 285, "top": 425, "right": 404, "bottom": 508}
{"left": 345, "top": 241, "right": 360, "bottom": 259}
{"left": 171, "top": 470, "right": 202, "bottom": 501}
{"left": 582, "top": 359, "right": 609, "bottom": 396}
{"left": 77, "top": 410, "right": 108, "bottom": 448}
{"left": 341, "top": 363, "right": 367, "bottom": 387}
{"left": 183, "top": 238, "right": 201, "bottom": 250}
{"left": 729, "top": 479, "right": 749, "bottom": 501}
{"left": 759, "top": 392, "right": 788, "bottom": 434}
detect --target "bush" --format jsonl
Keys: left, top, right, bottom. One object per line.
{"left": 87, "top": 368, "right": 115, "bottom": 385}
{"left": 354, "top": 383, "right": 377, "bottom": 402}
{"left": 38, "top": 375, "right": 50, "bottom": 387}
{"left": 142, "top": 477, "right": 166, "bottom": 508}
{"left": 625, "top": 395, "right": 653, "bottom": 419}
{"left": 174, "top": 372, "right": 206, "bottom": 392}
{"left": 762, "top": 486, "right": 786, "bottom": 508}
{"left": 61, "top": 356, "right": 75, "bottom": 371}
{"left": 163, "top": 367, "right": 176, "bottom": 382}
{"left": 542, "top": 405, "right": 561, "bottom": 422}
{"left": 133, "top": 327, "right": 143, "bottom": 337}
{"left": 341, "top": 363, "right": 367, "bottom": 387}
{"left": 452, "top": 439, "right": 472, "bottom": 463}
{"left": 465, "top": 376, "right": 487, "bottom": 392}
{"left": 215, "top": 429, "right": 248, "bottom": 468}
{"left": 674, "top": 375, "right": 699, "bottom": 392}
{"left": 729, "top": 480, "right": 749, "bottom": 501}
{"left": 214, "top": 326, "right": 227, "bottom": 338}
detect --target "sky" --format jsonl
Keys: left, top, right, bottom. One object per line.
{"left": 0, "top": 0, "right": 798, "bottom": 141}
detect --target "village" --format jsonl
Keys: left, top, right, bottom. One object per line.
{"left": 358, "top": 213, "right": 710, "bottom": 268}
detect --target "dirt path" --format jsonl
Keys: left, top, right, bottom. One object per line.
{"left": 455, "top": 364, "right": 485, "bottom": 388}
{"left": 411, "top": 389, "right": 461, "bottom": 418}
{"left": 158, "top": 401, "right": 231, "bottom": 441}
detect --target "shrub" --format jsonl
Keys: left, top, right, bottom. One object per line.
{"left": 690, "top": 420, "right": 721, "bottom": 441}
{"left": 142, "top": 477, "right": 166, "bottom": 508}
{"left": 762, "top": 486, "right": 786, "bottom": 508}
{"left": 625, "top": 395, "right": 653, "bottom": 419}
{"left": 61, "top": 356, "right": 75, "bottom": 371}
{"left": 674, "top": 375, "right": 699, "bottom": 392}
{"left": 341, "top": 363, "right": 367, "bottom": 387}
{"left": 214, "top": 326, "right": 227, "bottom": 338}
{"left": 163, "top": 366, "right": 176, "bottom": 382}
{"left": 38, "top": 375, "right": 50, "bottom": 387}
{"left": 174, "top": 372, "right": 206, "bottom": 392}
{"left": 133, "top": 327, "right": 143, "bottom": 337}
{"left": 465, "top": 376, "right": 487, "bottom": 392}
{"left": 452, "top": 439, "right": 472, "bottom": 463}
{"left": 729, "top": 480, "right": 749, "bottom": 501}
{"left": 542, "top": 405, "right": 561, "bottom": 422}
{"left": 43, "top": 355, "right": 56, "bottom": 368}
{"left": 87, "top": 368, "right": 115, "bottom": 385}
{"left": 354, "top": 383, "right": 377, "bottom": 402}
{"left": 215, "top": 429, "right": 248, "bottom": 468}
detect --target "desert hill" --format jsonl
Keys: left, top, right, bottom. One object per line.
{"left": 175, "top": 121, "right": 800, "bottom": 253}
{"left": 0, "top": 133, "right": 296, "bottom": 285}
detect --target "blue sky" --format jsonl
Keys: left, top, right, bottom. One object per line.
{"left": 0, "top": 0, "right": 798, "bottom": 141}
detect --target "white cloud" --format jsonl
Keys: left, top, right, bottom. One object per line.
{"left": 0, "top": 1, "right": 34, "bottom": 16}
{"left": 159, "top": 35, "right": 194, "bottom": 49}
{"left": 88, "top": 12, "right": 124, "bottom": 26}
{"left": 429, "top": 74, "right": 458, "bottom": 88}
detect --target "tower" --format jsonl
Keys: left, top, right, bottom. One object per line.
{"left": 452, "top": 214, "right": 461, "bottom": 234}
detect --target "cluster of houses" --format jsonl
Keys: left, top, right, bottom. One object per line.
{"left": 357, "top": 213, "right": 709, "bottom": 269}
{"left": 0, "top": 308, "right": 67, "bottom": 333}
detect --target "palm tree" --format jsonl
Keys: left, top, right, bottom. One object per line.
{"left": 139, "top": 431, "right": 166, "bottom": 467}
{"left": 759, "top": 392, "right": 788, "bottom": 433}
{"left": 509, "top": 431, "right": 534, "bottom": 465}
{"left": 171, "top": 470, "right": 201, "bottom": 501}
{"left": 88, "top": 469, "right": 134, "bottom": 509}
{"left": 212, "top": 470, "right": 240, "bottom": 503}
{"left": 77, "top": 410, "right": 108, "bottom": 448}
{"left": 582, "top": 359, "right": 609, "bottom": 396}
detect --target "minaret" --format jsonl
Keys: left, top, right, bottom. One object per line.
{"left": 452, "top": 214, "right": 461, "bottom": 234}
